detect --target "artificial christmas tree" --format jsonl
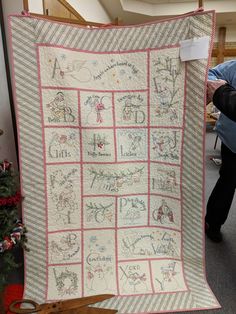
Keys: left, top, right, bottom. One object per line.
{"left": 0, "top": 159, "right": 27, "bottom": 312}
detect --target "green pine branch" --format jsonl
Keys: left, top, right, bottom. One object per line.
{"left": 0, "top": 161, "right": 28, "bottom": 292}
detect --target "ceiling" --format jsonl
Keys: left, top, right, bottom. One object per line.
{"left": 99, "top": 0, "right": 236, "bottom": 26}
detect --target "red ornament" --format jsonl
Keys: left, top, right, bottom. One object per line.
{"left": 3, "top": 237, "right": 14, "bottom": 250}
{"left": 0, "top": 159, "right": 12, "bottom": 172}
{"left": 3, "top": 160, "right": 12, "bottom": 170}
{"left": 0, "top": 191, "right": 21, "bottom": 207}
{"left": 11, "top": 232, "right": 21, "bottom": 242}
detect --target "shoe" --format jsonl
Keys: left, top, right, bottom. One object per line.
{"left": 205, "top": 222, "right": 222, "bottom": 243}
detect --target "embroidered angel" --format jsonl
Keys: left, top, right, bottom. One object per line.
{"left": 46, "top": 92, "right": 75, "bottom": 123}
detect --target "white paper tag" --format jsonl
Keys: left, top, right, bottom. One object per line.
{"left": 179, "top": 36, "right": 210, "bottom": 61}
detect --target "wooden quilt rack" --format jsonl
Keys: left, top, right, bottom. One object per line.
{"left": 22, "top": 0, "right": 119, "bottom": 27}
{"left": 23, "top": 0, "right": 204, "bottom": 27}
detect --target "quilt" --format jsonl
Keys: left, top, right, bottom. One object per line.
{"left": 10, "top": 10, "right": 220, "bottom": 313}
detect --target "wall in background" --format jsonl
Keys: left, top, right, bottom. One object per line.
{"left": 224, "top": 26, "right": 236, "bottom": 42}
{"left": 0, "top": 0, "right": 24, "bottom": 168}
{"left": 67, "top": 0, "right": 111, "bottom": 23}
{"left": 0, "top": 26, "right": 17, "bottom": 166}
{"left": 28, "top": 0, "right": 43, "bottom": 14}
{"left": 2, "top": 0, "right": 23, "bottom": 65}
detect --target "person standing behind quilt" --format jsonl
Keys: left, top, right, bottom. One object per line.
{"left": 205, "top": 60, "right": 236, "bottom": 243}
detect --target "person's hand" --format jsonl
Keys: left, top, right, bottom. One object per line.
{"left": 206, "top": 79, "right": 227, "bottom": 104}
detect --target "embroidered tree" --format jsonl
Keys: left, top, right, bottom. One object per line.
{"left": 0, "top": 160, "right": 27, "bottom": 293}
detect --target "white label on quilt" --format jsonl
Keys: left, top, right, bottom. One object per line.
{"left": 179, "top": 36, "right": 210, "bottom": 61}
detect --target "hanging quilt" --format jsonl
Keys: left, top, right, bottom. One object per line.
{"left": 9, "top": 10, "right": 220, "bottom": 313}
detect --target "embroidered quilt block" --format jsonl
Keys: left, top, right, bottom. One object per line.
{"left": 10, "top": 11, "right": 220, "bottom": 313}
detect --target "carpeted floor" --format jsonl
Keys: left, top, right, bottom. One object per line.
{"left": 7, "top": 130, "right": 236, "bottom": 313}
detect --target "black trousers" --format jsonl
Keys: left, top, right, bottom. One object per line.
{"left": 206, "top": 142, "right": 236, "bottom": 229}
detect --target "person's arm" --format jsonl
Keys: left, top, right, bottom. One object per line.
{"left": 208, "top": 60, "right": 236, "bottom": 83}
{"left": 213, "top": 84, "right": 236, "bottom": 122}
{"left": 208, "top": 67, "right": 223, "bottom": 81}
{"left": 206, "top": 79, "right": 226, "bottom": 104}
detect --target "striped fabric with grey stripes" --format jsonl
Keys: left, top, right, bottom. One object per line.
{"left": 10, "top": 11, "right": 219, "bottom": 313}
{"left": 10, "top": 16, "right": 46, "bottom": 303}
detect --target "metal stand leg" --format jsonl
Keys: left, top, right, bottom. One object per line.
{"left": 214, "top": 135, "right": 218, "bottom": 150}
